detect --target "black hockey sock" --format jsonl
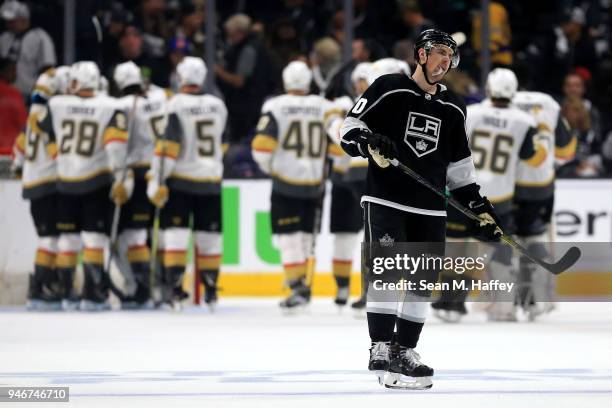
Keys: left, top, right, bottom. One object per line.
{"left": 367, "top": 312, "right": 396, "bottom": 342}
{"left": 396, "top": 318, "right": 424, "bottom": 349}
{"left": 334, "top": 276, "right": 349, "bottom": 289}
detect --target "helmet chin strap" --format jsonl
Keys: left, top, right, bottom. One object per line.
{"left": 419, "top": 54, "right": 438, "bottom": 86}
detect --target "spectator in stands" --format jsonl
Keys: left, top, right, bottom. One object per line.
{"left": 528, "top": 7, "right": 598, "bottom": 97}
{"left": 175, "top": 1, "right": 206, "bottom": 57}
{"left": 0, "top": 0, "right": 56, "bottom": 99}
{"left": 321, "top": 37, "right": 386, "bottom": 99}
{"left": 0, "top": 57, "right": 26, "bottom": 153}
{"left": 107, "top": 25, "right": 169, "bottom": 89}
{"left": 471, "top": 1, "right": 512, "bottom": 67}
{"left": 396, "top": 0, "right": 435, "bottom": 43}
{"left": 215, "top": 14, "right": 272, "bottom": 143}
{"left": 136, "top": 0, "right": 172, "bottom": 58}
{"left": 267, "top": 18, "right": 304, "bottom": 72}
{"left": 167, "top": 36, "right": 190, "bottom": 92}
{"left": 309, "top": 36, "right": 341, "bottom": 96}
{"left": 557, "top": 95, "right": 602, "bottom": 177}
{"left": 561, "top": 71, "right": 602, "bottom": 143}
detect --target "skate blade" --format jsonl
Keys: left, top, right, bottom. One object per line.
{"left": 280, "top": 303, "right": 309, "bottom": 315}
{"left": 383, "top": 372, "right": 433, "bottom": 390}
{"left": 79, "top": 300, "right": 111, "bottom": 312}
{"left": 373, "top": 370, "right": 386, "bottom": 386}
{"left": 433, "top": 310, "right": 462, "bottom": 324}
{"left": 27, "top": 300, "right": 62, "bottom": 311}
{"left": 206, "top": 301, "right": 218, "bottom": 313}
{"left": 61, "top": 299, "right": 81, "bottom": 312}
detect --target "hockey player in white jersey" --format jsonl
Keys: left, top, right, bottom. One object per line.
{"left": 433, "top": 68, "right": 546, "bottom": 322}
{"left": 512, "top": 89, "right": 575, "bottom": 319}
{"left": 146, "top": 56, "right": 227, "bottom": 308}
{"left": 251, "top": 61, "right": 344, "bottom": 310}
{"left": 38, "top": 61, "right": 129, "bottom": 311}
{"left": 12, "top": 66, "right": 70, "bottom": 310}
{"left": 327, "top": 62, "right": 371, "bottom": 308}
{"left": 112, "top": 61, "right": 168, "bottom": 308}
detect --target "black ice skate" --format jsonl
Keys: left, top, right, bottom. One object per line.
{"left": 368, "top": 341, "right": 390, "bottom": 384}
{"left": 384, "top": 347, "right": 433, "bottom": 390}
{"left": 201, "top": 270, "right": 219, "bottom": 311}
{"left": 26, "top": 273, "right": 62, "bottom": 311}
{"left": 279, "top": 281, "right": 311, "bottom": 312}
{"left": 431, "top": 300, "right": 467, "bottom": 323}
{"left": 351, "top": 294, "right": 366, "bottom": 309}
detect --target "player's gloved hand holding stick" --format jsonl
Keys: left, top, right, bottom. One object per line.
{"left": 357, "top": 131, "right": 398, "bottom": 168}
{"left": 387, "top": 156, "right": 580, "bottom": 275}
{"left": 110, "top": 168, "right": 135, "bottom": 205}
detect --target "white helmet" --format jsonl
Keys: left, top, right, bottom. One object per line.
{"left": 33, "top": 66, "right": 70, "bottom": 98}
{"left": 177, "top": 56, "right": 207, "bottom": 87}
{"left": 113, "top": 61, "right": 142, "bottom": 91}
{"left": 282, "top": 61, "right": 312, "bottom": 92}
{"left": 54, "top": 66, "right": 71, "bottom": 95}
{"left": 367, "top": 58, "right": 411, "bottom": 86}
{"left": 350, "top": 62, "right": 372, "bottom": 85}
{"left": 69, "top": 61, "right": 100, "bottom": 92}
{"left": 486, "top": 68, "right": 518, "bottom": 100}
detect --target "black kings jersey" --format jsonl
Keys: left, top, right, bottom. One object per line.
{"left": 340, "top": 73, "right": 476, "bottom": 216}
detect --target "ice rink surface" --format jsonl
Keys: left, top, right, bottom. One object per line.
{"left": 1, "top": 299, "right": 611, "bottom": 408}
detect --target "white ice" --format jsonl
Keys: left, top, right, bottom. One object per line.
{"left": 1, "top": 299, "right": 611, "bottom": 408}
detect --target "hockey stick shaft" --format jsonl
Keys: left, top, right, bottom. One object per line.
{"left": 389, "top": 158, "right": 579, "bottom": 275}
{"left": 306, "top": 137, "right": 330, "bottom": 289}
{"left": 105, "top": 95, "right": 139, "bottom": 300}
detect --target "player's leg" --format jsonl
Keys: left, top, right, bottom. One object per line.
{"left": 432, "top": 206, "right": 473, "bottom": 322}
{"left": 271, "top": 192, "right": 310, "bottom": 309}
{"left": 80, "top": 187, "right": 112, "bottom": 311}
{"left": 363, "top": 202, "right": 409, "bottom": 382}
{"left": 26, "top": 193, "right": 61, "bottom": 310}
{"left": 515, "top": 198, "right": 554, "bottom": 320}
{"left": 384, "top": 212, "right": 442, "bottom": 390}
{"left": 485, "top": 211, "right": 517, "bottom": 322}
{"left": 431, "top": 238, "right": 475, "bottom": 323}
{"left": 159, "top": 189, "right": 191, "bottom": 305}
{"left": 118, "top": 175, "right": 153, "bottom": 309}
{"left": 194, "top": 193, "right": 222, "bottom": 309}
{"left": 330, "top": 182, "right": 361, "bottom": 307}
{"left": 55, "top": 193, "right": 82, "bottom": 310}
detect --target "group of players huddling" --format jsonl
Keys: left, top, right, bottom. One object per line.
{"left": 12, "top": 28, "right": 575, "bottom": 390}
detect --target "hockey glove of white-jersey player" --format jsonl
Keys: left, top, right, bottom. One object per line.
{"left": 146, "top": 179, "right": 169, "bottom": 208}
{"left": 467, "top": 197, "right": 503, "bottom": 242}
{"left": 358, "top": 132, "right": 398, "bottom": 168}
{"left": 110, "top": 168, "right": 134, "bottom": 205}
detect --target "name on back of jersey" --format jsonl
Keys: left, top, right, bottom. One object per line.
{"left": 404, "top": 111, "right": 441, "bottom": 157}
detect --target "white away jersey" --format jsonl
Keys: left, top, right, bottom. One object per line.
{"left": 161, "top": 93, "right": 227, "bottom": 194}
{"left": 251, "top": 94, "right": 342, "bottom": 198}
{"left": 467, "top": 100, "right": 538, "bottom": 209}
{"left": 117, "top": 88, "right": 168, "bottom": 172}
{"left": 43, "top": 94, "right": 127, "bottom": 193}
{"left": 512, "top": 91, "right": 561, "bottom": 193}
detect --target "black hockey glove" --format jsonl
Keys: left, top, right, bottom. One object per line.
{"left": 358, "top": 131, "right": 398, "bottom": 160}
{"left": 467, "top": 197, "right": 503, "bottom": 242}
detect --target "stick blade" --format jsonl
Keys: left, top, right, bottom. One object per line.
{"left": 545, "top": 246, "right": 582, "bottom": 275}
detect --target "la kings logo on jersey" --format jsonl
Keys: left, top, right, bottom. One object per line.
{"left": 404, "top": 112, "right": 441, "bottom": 157}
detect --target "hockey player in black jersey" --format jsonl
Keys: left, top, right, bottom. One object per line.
{"left": 340, "top": 29, "right": 502, "bottom": 389}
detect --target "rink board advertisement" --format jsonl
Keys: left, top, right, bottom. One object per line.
{"left": 1, "top": 178, "right": 612, "bottom": 300}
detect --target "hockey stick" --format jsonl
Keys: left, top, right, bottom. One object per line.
{"left": 105, "top": 94, "right": 140, "bottom": 300}
{"left": 305, "top": 136, "right": 331, "bottom": 289}
{"left": 388, "top": 158, "right": 580, "bottom": 275}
